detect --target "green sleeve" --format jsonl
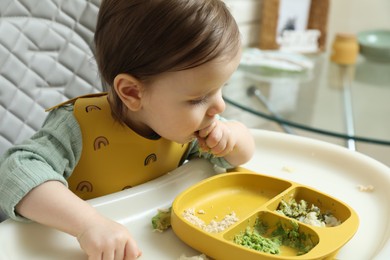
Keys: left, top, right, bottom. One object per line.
{"left": 0, "top": 105, "right": 82, "bottom": 221}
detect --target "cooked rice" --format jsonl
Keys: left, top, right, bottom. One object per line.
{"left": 182, "top": 208, "right": 238, "bottom": 233}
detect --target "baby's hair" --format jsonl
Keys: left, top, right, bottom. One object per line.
{"left": 94, "top": 0, "right": 241, "bottom": 122}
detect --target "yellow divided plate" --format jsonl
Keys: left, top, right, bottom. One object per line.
{"left": 171, "top": 171, "right": 359, "bottom": 260}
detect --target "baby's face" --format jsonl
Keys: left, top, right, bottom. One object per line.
{"left": 137, "top": 50, "right": 241, "bottom": 144}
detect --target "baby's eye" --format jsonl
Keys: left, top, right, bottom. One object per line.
{"left": 188, "top": 96, "right": 208, "bottom": 106}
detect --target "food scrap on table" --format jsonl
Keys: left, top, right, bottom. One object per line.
{"left": 281, "top": 166, "right": 295, "bottom": 173}
{"left": 177, "top": 254, "right": 209, "bottom": 260}
{"left": 357, "top": 184, "right": 374, "bottom": 192}
{"left": 151, "top": 207, "right": 172, "bottom": 232}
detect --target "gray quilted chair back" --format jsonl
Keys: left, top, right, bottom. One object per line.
{"left": 0, "top": 0, "right": 103, "bottom": 156}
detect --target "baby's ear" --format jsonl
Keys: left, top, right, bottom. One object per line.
{"left": 113, "top": 74, "right": 144, "bottom": 111}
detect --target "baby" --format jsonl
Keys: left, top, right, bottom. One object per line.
{"left": 0, "top": 0, "right": 255, "bottom": 259}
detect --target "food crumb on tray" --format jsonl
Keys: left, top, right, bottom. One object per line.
{"left": 281, "top": 166, "right": 295, "bottom": 173}
{"left": 182, "top": 208, "right": 238, "bottom": 233}
{"left": 357, "top": 184, "right": 374, "bottom": 192}
{"left": 151, "top": 207, "right": 172, "bottom": 232}
{"left": 197, "top": 209, "right": 206, "bottom": 214}
{"left": 177, "top": 253, "right": 209, "bottom": 260}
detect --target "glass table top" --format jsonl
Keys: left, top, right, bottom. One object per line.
{"left": 223, "top": 53, "right": 390, "bottom": 146}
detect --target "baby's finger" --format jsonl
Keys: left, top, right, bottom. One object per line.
{"left": 114, "top": 246, "right": 125, "bottom": 260}
{"left": 124, "top": 240, "right": 142, "bottom": 260}
{"left": 88, "top": 252, "right": 103, "bottom": 260}
{"left": 213, "top": 141, "right": 234, "bottom": 157}
{"left": 198, "top": 121, "right": 216, "bottom": 138}
{"left": 204, "top": 127, "right": 222, "bottom": 149}
{"left": 209, "top": 137, "right": 228, "bottom": 156}
{"left": 103, "top": 250, "right": 115, "bottom": 260}
{"left": 196, "top": 135, "right": 208, "bottom": 151}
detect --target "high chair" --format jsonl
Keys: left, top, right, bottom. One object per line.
{"left": 0, "top": 0, "right": 103, "bottom": 221}
{"left": 0, "top": 0, "right": 102, "bottom": 156}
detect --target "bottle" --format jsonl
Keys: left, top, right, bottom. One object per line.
{"left": 330, "top": 33, "right": 359, "bottom": 65}
{"left": 329, "top": 33, "right": 359, "bottom": 88}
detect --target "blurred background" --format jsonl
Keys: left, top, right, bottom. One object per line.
{"left": 222, "top": 0, "right": 390, "bottom": 167}
{"left": 224, "top": 0, "right": 390, "bottom": 50}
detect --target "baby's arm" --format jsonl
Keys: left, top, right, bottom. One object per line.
{"left": 16, "top": 180, "right": 142, "bottom": 260}
{"left": 0, "top": 107, "right": 141, "bottom": 259}
{"left": 197, "top": 120, "right": 255, "bottom": 167}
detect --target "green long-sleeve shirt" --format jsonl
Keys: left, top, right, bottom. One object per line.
{"left": 0, "top": 105, "right": 232, "bottom": 221}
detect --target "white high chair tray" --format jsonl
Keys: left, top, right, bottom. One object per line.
{"left": 0, "top": 129, "right": 389, "bottom": 260}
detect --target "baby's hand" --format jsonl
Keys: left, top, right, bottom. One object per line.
{"left": 197, "top": 120, "right": 235, "bottom": 157}
{"left": 77, "top": 215, "right": 142, "bottom": 260}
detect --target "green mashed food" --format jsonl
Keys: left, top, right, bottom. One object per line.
{"left": 233, "top": 218, "right": 316, "bottom": 256}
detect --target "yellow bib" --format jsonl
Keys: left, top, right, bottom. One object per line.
{"left": 67, "top": 94, "right": 189, "bottom": 200}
